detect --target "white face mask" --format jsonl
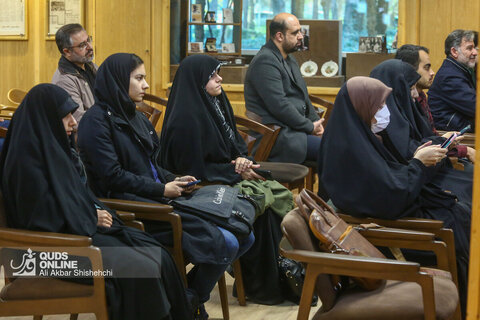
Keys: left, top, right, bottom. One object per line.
{"left": 371, "top": 104, "right": 390, "bottom": 133}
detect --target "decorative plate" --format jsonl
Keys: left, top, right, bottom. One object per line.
{"left": 300, "top": 60, "right": 318, "bottom": 77}
{"left": 321, "top": 61, "right": 339, "bottom": 77}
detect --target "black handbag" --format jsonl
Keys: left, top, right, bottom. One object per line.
{"left": 277, "top": 256, "right": 318, "bottom": 306}
{"left": 169, "top": 185, "right": 256, "bottom": 239}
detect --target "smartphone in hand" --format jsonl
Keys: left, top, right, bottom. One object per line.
{"left": 184, "top": 180, "right": 201, "bottom": 187}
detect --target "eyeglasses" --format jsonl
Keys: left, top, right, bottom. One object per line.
{"left": 68, "top": 36, "right": 92, "bottom": 50}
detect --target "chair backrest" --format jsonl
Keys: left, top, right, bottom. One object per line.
{"left": 7, "top": 89, "right": 27, "bottom": 105}
{"left": 136, "top": 93, "right": 167, "bottom": 129}
{"left": 235, "top": 115, "right": 280, "bottom": 162}
{"left": 281, "top": 208, "right": 339, "bottom": 311}
{"left": 309, "top": 94, "right": 334, "bottom": 126}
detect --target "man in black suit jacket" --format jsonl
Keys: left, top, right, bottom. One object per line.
{"left": 244, "top": 13, "right": 324, "bottom": 164}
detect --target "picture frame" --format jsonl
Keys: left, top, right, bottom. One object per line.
{"left": 221, "top": 43, "right": 235, "bottom": 53}
{"left": 222, "top": 8, "right": 233, "bottom": 23}
{"left": 358, "top": 36, "right": 384, "bottom": 53}
{"left": 0, "top": 0, "right": 28, "bottom": 40}
{"left": 205, "top": 11, "right": 216, "bottom": 23}
{"left": 47, "top": 0, "right": 84, "bottom": 40}
{"left": 191, "top": 3, "right": 202, "bottom": 22}
{"left": 188, "top": 41, "right": 204, "bottom": 53}
{"left": 205, "top": 37, "right": 217, "bottom": 52}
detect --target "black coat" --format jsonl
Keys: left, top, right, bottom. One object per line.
{"left": 244, "top": 40, "right": 320, "bottom": 163}
{"left": 78, "top": 104, "right": 174, "bottom": 200}
{"left": 428, "top": 57, "right": 476, "bottom": 131}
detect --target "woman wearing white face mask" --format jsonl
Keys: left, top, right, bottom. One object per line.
{"left": 318, "top": 77, "right": 471, "bottom": 316}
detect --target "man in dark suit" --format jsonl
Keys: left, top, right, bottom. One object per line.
{"left": 428, "top": 29, "right": 477, "bottom": 131}
{"left": 244, "top": 13, "right": 323, "bottom": 164}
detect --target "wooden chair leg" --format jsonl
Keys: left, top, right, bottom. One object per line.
{"left": 70, "top": 314, "right": 79, "bottom": 320}
{"left": 233, "top": 259, "right": 246, "bottom": 306}
{"left": 306, "top": 167, "right": 314, "bottom": 191}
{"left": 218, "top": 274, "right": 230, "bottom": 320}
{"left": 33, "top": 316, "right": 43, "bottom": 320}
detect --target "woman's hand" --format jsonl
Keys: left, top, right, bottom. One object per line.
{"left": 311, "top": 118, "right": 325, "bottom": 136}
{"left": 175, "top": 175, "right": 197, "bottom": 194}
{"left": 164, "top": 180, "right": 190, "bottom": 198}
{"left": 467, "top": 147, "right": 476, "bottom": 163}
{"left": 413, "top": 141, "right": 447, "bottom": 166}
{"left": 97, "top": 209, "right": 113, "bottom": 228}
{"left": 231, "top": 157, "right": 260, "bottom": 174}
{"left": 240, "top": 168, "right": 266, "bottom": 181}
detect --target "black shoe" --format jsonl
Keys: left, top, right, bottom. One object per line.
{"left": 193, "top": 303, "right": 209, "bottom": 320}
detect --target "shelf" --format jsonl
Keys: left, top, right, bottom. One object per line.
{"left": 187, "top": 52, "right": 241, "bottom": 56}
{"left": 188, "top": 22, "right": 241, "bottom": 26}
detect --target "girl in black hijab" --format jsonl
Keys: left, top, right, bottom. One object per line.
{"left": 78, "top": 53, "right": 252, "bottom": 319}
{"left": 0, "top": 84, "right": 191, "bottom": 320}
{"left": 160, "top": 55, "right": 295, "bottom": 305}
{"left": 318, "top": 77, "right": 471, "bottom": 317}
{"left": 370, "top": 59, "right": 473, "bottom": 203}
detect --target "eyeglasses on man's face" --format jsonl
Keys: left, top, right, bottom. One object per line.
{"left": 68, "top": 36, "right": 92, "bottom": 50}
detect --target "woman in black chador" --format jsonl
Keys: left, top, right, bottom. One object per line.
{"left": 0, "top": 84, "right": 191, "bottom": 320}
{"left": 370, "top": 59, "right": 473, "bottom": 203}
{"left": 78, "top": 53, "right": 253, "bottom": 319}
{"left": 317, "top": 76, "right": 471, "bottom": 317}
{"left": 160, "top": 54, "right": 295, "bottom": 305}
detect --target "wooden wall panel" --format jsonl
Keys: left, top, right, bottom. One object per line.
{"left": 94, "top": 0, "right": 152, "bottom": 75}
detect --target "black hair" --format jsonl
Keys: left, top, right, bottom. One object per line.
{"left": 269, "top": 19, "right": 288, "bottom": 39}
{"left": 444, "top": 29, "right": 475, "bottom": 57}
{"left": 131, "top": 54, "right": 144, "bottom": 72}
{"left": 55, "top": 23, "right": 85, "bottom": 54}
{"left": 395, "top": 44, "right": 430, "bottom": 69}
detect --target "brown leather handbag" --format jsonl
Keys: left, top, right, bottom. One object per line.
{"left": 296, "top": 189, "right": 386, "bottom": 291}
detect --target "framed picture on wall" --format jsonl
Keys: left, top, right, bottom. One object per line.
{"left": 0, "top": 0, "right": 28, "bottom": 40}
{"left": 47, "top": 0, "right": 84, "bottom": 39}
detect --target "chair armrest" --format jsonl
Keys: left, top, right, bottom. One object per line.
{"left": 280, "top": 247, "right": 421, "bottom": 280}
{"left": 116, "top": 211, "right": 136, "bottom": 222}
{"left": 99, "top": 198, "right": 174, "bottom": 214}
{"left": 0, "top": 227, "right": 92, "bottom": 247}
{"left": 338, "top": 213, "right": 444, "bottom": 231}
{"left": 357, "top": 226, "right": 435, "bottom": 241}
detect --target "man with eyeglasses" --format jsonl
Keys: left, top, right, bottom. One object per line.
{"left": 52, "top": 23, "right": 96, "bottom": 122}
{"left": 427, "top": 29, "right": 478, "bottom": 132}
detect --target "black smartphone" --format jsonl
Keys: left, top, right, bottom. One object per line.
{"left": 459, "top": 124, "right": 471, "bottom": 135}
{"left": 184, "top": 180, "right": 201, "bottom": 187}
{"left": 253, "top": 168, "right": 273, "bottom": 180}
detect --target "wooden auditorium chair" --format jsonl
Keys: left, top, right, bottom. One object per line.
{"left": 0, "top": 194, "right": 144, "bottom": 320}
{"left": 7, "top": 88, "right": 27, "bottom": 106}
{"left": 280, "top": 207, "right": 461, "bottom": 320}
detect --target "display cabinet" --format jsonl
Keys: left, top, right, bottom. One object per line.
{"left": 186, "top": 0, "right": 242, "bottom": 56}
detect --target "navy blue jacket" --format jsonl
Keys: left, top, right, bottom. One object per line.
{"left": 428, "top": 57, "right": 476, "bottom": 131}
{"left": 77, "top": 104, "right": 175, "bottom": 200}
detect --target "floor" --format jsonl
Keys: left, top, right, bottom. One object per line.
{"left": 0, "top": 268, "right": 321, "bottom": 319}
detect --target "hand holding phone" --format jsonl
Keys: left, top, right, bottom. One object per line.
{"left": 441, "top": 133, "right": 457, "bottom": 149}
{"left": 184, "top": 180, "right": 201, "bottom": 187}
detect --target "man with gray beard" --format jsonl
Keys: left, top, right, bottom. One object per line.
{"left": 52, "top": 23, "right": 97, "bottom": 122}
{"left": 428, "top": 29, "right": 478, "bottom": 131}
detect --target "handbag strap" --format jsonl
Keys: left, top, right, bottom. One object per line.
{"left": 300, "top": 189, "right": 339, "bottom": 218}
{"left": 295, "top": 194, "right": 311, "bottom": 222}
